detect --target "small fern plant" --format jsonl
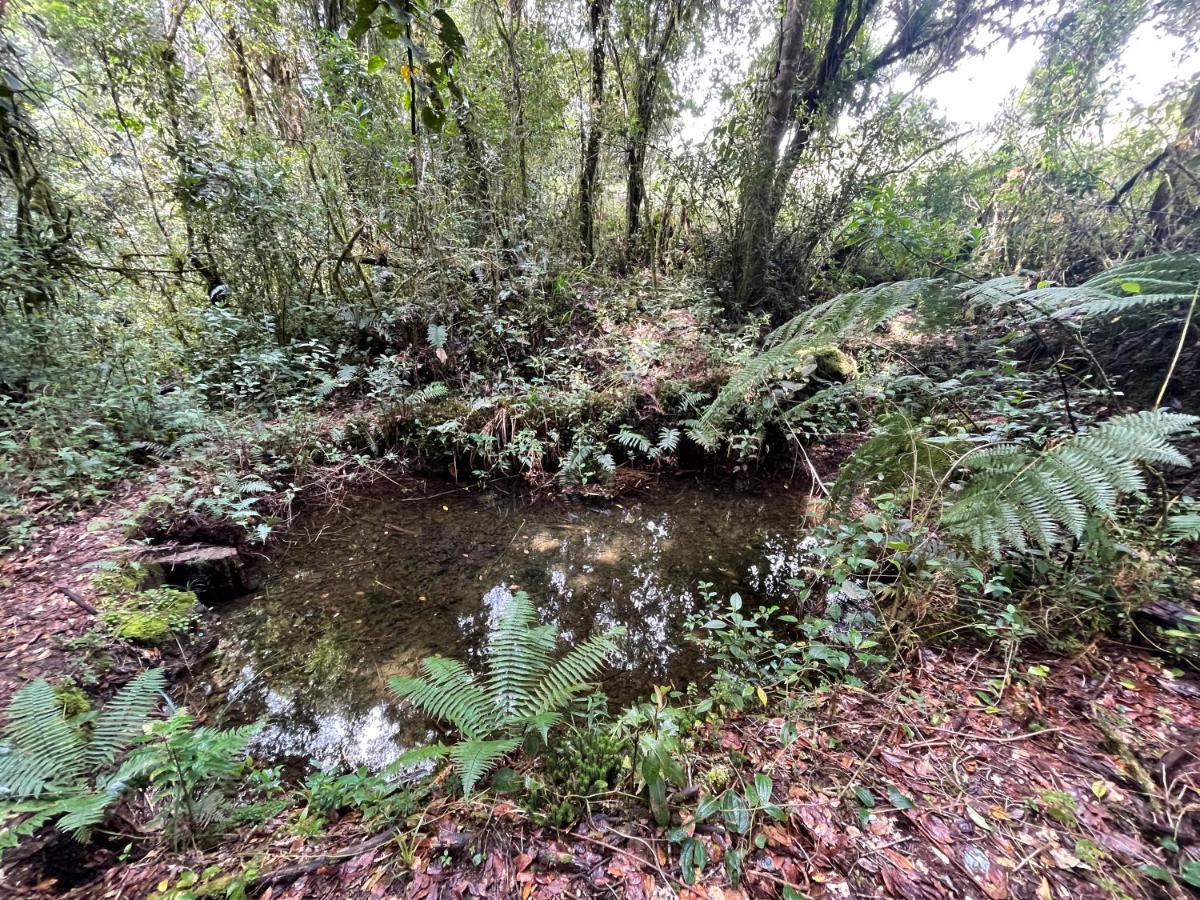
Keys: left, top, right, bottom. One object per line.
{"left": 389, "top": 592, "right": 623, "bottom": 795}
{"left": 0, "top": 669, "right": 165, "bottom": 849}
{"left": 122, "top": 707, "right": 259, "bottom": 849}
{"left": 943, "top": 410, "right": 1198, "bottom": 555}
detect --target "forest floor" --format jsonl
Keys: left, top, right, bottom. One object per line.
{"left": 1, "top": 294, "right": 1198, "bottom": 896}
{"left": 15, "top": 644, "right": 1197, "bottom": 898}
{"left": 5, "top": 557, "right": 1198, "bottom": 900}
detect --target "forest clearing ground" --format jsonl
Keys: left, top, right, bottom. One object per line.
{"left": 12, "top": 640, "right": 1194, "bottom": 899}
{"left": 0, "top": 482, "right": 164, "bottom": 702}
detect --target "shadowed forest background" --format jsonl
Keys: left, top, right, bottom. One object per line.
{"left": 2, "top": 0, "right": 1200, "bottom": 896}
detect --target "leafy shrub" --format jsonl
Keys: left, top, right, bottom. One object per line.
{"left": 124, "top": 708, "right": 258, "bottom": 848}
{"left": 0, "top": 670, "right": 259, "bottom": 853}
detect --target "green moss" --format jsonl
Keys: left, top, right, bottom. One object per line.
{"left": 302, "top": 635, "right": 348, "bottom": 682}
{"left": 703, "top": 763, "right": 733, "bottom": 791}
{"left": 52, "top": 679, "right": 91, "bottom": 718}
{"left": 101, "top": 584, "right": 199, "bottom": 646}
{"left": 796, "top": 344, "right": 857, "bottom": 380}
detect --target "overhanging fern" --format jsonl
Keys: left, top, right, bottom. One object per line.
{"left": 943, "top": 410, "right": 1198, "bottom": 555}
{"left": 389, "top": 591, "right": 622, "bottom": 795}
{"left": 967, "top": 253, "right": 1200, "bottom": 319}
{"left": 695, "top": 279, "right": 959, "bottom": 446}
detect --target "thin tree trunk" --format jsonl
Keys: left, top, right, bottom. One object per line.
{"left": 580, "top": 0, "right": 608, "bottom": 260}
{"left": 731, "top": 0, "right": 808, "bottom": 311}
{"left": 227, "top": 26, "right": 257, "bottom": 125}
{"left": 494, "top": 0, "right": 529, "bottom": 212}
{"left": 624, "top": 1, "right": 683, "bottom": 264}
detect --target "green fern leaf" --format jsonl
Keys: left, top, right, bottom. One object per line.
{"left": 0, "top": 679, "right": 85, "bottom": 798}
{"left": 945, "top": 410, "right": 1197, "bottom": 554}
{"left": 452, "top": 738, "right": 519, "bottom": 796}
{"left": 390, "top": 658, "right": 494, "bottom": 741}
{"left": 85, "top": 669, "right": 165, "bottom": 770}
{"left": 1019, "top": 253, "right": 1200, "bottom": 319}
{"left": 524, "top": 628, "right": 624, "bottom": 718}
{"left": 484, "top": 592, "right": 555, "bottom": 722}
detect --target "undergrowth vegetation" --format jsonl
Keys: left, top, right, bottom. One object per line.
{"left": 2, "top": 0, "right": 1199, "bottom": 895}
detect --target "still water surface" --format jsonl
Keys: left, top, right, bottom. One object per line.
{"left": 203, "top": 479, "right": 811, "bottom": 770}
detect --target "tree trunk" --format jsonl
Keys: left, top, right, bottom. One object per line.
{"left": 494, "top": 1, "right": 529, "bottom": 213}
{"left": 227, "top": 26, "right": 258, "bottom": 125}
{"left": 731, "top": 0, "right": 808, "bottom": 311}
{"left": 1148, "top": 78, "right": 1200, "bottom": 247}
{"left": 580, "top": 0, "right": 608, "bottom": 260}
{"left": 624, "top": 1, "right": 685, "bottom": 265}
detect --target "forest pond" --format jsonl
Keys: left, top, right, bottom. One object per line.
{"left": 200, "top": 479, "right": 812, "bottom": 771}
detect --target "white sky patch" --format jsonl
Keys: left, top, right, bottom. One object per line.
{"left": 673, "top": 17, "right": 1200, "bottom": 147}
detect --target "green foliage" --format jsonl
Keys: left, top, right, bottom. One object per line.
{"left": 94, "top": 565, "right": 200, "bottom": 646}
{"left": 1011, "top": 253, "right": 1200, "bottom": 319}
{"left": 0, "top": 669, "right": 259, "bottom": 852}
{"left": 0, "top": 669, "right": 164, "bottom": 848}
{"left": 526, "top": 726, "right": 626, "bottom": 826}
{"left": 944, "top": 411, "right": 1197, "bottom": 555}
{"left": 389, "top": 591, "right": 623, "bottom": 795}
{"left": 695, "top": 279, "right": 958, "bottom": 446}
{"left": 121, "top": 708, "right": 258, "bottom": 848}
{"left": 689, "top": 587, "right": 886, "bottom": 704}
{"left": 301, "top": 766, "right": 417, "bottom": 827}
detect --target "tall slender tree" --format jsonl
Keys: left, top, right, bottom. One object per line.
{"left": 731, "top": 0, "right": 1029, "bottom": 313}
{"left": 580, "top": 0, "right": 609, "bottom": 259}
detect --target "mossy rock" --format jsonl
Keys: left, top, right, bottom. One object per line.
{"left": 104, "top": 586, "right": 199, "bottom": 646}
{"left": 796, "top": 344, "right": 857, "bottom": 381}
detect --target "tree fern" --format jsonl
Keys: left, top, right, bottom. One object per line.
{"left": 389, "top": 591, "right": 622, "bottom": 795}
{"left": 971, "top": 254, "right": 1200, "bottom": 319}
{"left": 944, "top": 410, "right": 1197, "bottom": 555}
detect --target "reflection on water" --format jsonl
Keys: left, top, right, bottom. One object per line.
{"left": 201, "top": 480, "right": 809, "bottom": 770}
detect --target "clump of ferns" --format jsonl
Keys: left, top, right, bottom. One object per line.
{"left": 849, "top": 409, "right": 1196, "bottom": 645}
{"left": 387, "top": 592, "right": 623, "bottom": 796}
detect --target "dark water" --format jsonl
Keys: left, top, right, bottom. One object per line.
{"left": 201, "top": 479, "right": 811, "bottom": 770}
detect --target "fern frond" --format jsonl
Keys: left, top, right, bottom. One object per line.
{"left": 484, "top": 592, "right": 555, "bottom": 720}
{"left": 524, "top": 628, "right": 624, "bottom": 718}
{"left": 1019, "top": 253, "right": 1200, "bottom": 319}
{"left": 50, "top": 792, "right": 112, "bottom": 839}
{"left": 85, "top": 669, "right": 165, "bottom": 770}
{"left": 451, "top": 738, "right": 519, "bottom": 797}
{"left": 657, "top": 428, "right": 681, "bottom": 452}
{"left": 962, "top": 275, "right": 1027, "bottom": 308}
{"left": 390, "top": 658, "right": 493, "bottom": 741}
{"left": 944, "top": 410, "right": 1197, "bottom": 554}
{"left": 0, "top": 679, "right": 85, "bottom": 798}
{"left": 697, "top": 279, "right": 955, "bottom": 445}
{"left": 612, "top": 428, "right": 653, "bottom": 454}
{"left": 410, "top": 382, "right": 449, "bottom": 405}
{"left": 381, "top": 742, "right": 450, "bottom": 779}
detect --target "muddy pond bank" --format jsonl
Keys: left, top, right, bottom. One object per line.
{"left": 194, "top": 478, "right": 813, "bottom": 770}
